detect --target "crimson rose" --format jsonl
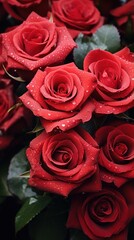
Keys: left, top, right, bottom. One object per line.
{"left": 0, "top": 12, "right": 76, "bottom": 81}
{"left": 0, "top": 0, "right": 50, "bottom": 21}
{"left": 84, "top": 47, "right": 134, "bottom": 114}
{"left": 95, "top": 122, "right": 134, "bottom": 187}
{"left": 26, "top": 127, "right": 101, "bottom": 196}
{"left": 67, "top": 182, "right": 134, "bottom": 240}
{"left": 51, "top": 0, "right": 104, "bottom": 38}
{"left": 20, "top": 62, "right": 97, "bottom": 132}
{"left": 111, "top": 0, "right": 134, "bottom": 33}
{"left": 0, "top": 78, "right": 32, "bottom": 150}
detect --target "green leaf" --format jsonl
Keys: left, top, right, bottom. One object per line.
{"left": 15, "top": 194, "right": 52, "bottom": 233}
{"left": 73, "top": 25, "right": 120, "bottom": 69}
{"left": 73, "top": 33, "right": 91, "bottom": 69}
{"left": 7, "top": 148, "right": 36, "bottom": 200}
{"left": 29, "top": 198, "right": 68, "bottom": 240}
{"left": 93, "top": 24, "right": 120, "bottom": 53}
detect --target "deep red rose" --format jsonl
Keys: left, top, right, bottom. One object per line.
{"left": 0, "top": 12, "right": 76, "bottom": 81}
{"left": 26, "top": 127, "right": 101, "bottom": 196}
{"left": 51, "top": 0, "right": 104, "bottom": 38}
{"left": 0, "top": 0, "right": 50, "bottom": 21}
{"left": 20, "top": 62, "right": 97, "bottom": 132}
{"left": 84, "top": 47, "right": 134, "bottom": 114}
{"left": 0, "top": 78, "right": 32, "bottom": 150}
{"left": 67, "top": 182, "right": 134, "bottom": 240}
{"left": 95, "top": 122, "right": 134, "bottom": 187}
{"left": 111, "top": 0, "right": 134, "bottom": 33}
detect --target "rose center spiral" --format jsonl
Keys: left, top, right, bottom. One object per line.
{"left": 114, "top": 142, "right": 128, "bottom": 156}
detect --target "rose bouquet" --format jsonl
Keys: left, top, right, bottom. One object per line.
{"left": 0, "top": 0, "right": 134, "bottom": 240}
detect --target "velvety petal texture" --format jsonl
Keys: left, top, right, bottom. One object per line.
{"left": 0, "top": 0, "right": 50, "bottom": 20}
{"left": 0, "top": 12, "right": 76, "bottom": 80}
{"left": 110, "top": 0, "right": 134, "bottom": 31}
{"left": 84, "top": 47, "right": 134, "bottom": 114}
{"left": 20, "top": 62, "right": 97, "bottom": 132}
{"left": 0, "top": 78, "right": 32, "bottom": 150}
{"left": 66, "top": 182, "right": 134, "bottom": 239}
{"left": 26, "top": 127, "right": 100, "bottom": 196}
{"left": 95, "top": 123, "right": 134, "bottom": 187}
{"left": 51, "top": 0, "right": 104, "bottom": 38}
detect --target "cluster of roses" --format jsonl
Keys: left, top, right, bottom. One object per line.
{"left": 0, "top": 0, "right": 134, "bottom": 240}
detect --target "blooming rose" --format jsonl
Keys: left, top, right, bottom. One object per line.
{"left": 84, "top": 47, "right": 134, "bottom": 114}
{"left": 26, "top": 127, "right": 101, "bottom": 196}
{"left": 51, "top": 0, "right": 104, "bottom": 38}
{"left": 20, "top": 62, "right": 97, "bottom": 132}
{"left": 0, "top": 0, "right": 50, "bottom": 21}
{"left": 67, "top": 182, "right": 134, "bottom": 240}
{"left": 111, "top": 0, "right": 134, "bottom": 33}
{"left": 0, "top": 78, "right": 32, "bottom": 151}
{"left": 0, "top": 12, "right": 76, "bottom": 81}
{"left": 95, "top": 122, "right": 134, "bottom": 187}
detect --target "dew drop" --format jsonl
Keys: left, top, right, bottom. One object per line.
{"left": 72, "top": 101, "right": 76, "bottom": 105}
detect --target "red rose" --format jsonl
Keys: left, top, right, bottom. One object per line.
{"left": 66, "top": 182, "right": 134, "bottom": 240}
{"left": 0, "top": 12, "right": 76, "bottom": 81}
{"left": 26, "top": 127, "right": 101, "bottom": 196}
{"left": 0, "top": 0, "right": 50, "bottom": 21}
{"left": 111, "top": 0, "right": 134, "bottom": 33}
{"left": 51, "top": 0, "right": 104, "bottom": 38}
{"left": 20, "top": 62, "right": 97, "bottom": 132}
{"left": 95, "top": 122, "right": 134, "bottom": 187}
{"left": 0, "top": 78, "right": 32, "bottom": 150}
{"left": 84, "top": 47, "right": 134, "bottom": 114}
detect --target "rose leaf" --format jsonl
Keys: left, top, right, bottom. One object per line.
{"left": 29, "top": 198, "right": 68, "bottom": 240}
{"left": 7, "top": 148, "right": 37, "bottom": 200}
{"left": 73, "top": 33, "right": 93, "bottom": 69}
{"left": 15, "top": 194, "right": 52, "bottom": 233}
{"left": 91, "top": 24, "right": 121, "bottom": 53}
{"left": 73, "top": 25, "right": 120, "bottom": 69}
